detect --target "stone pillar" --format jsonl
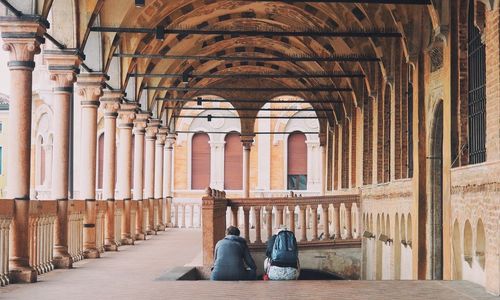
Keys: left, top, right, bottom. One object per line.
{"left": 163, "top": 133, "right": 176, "bottom": 227}
{"left": 0, "top": 16, "right": 47, "bottom": 283}
{"left": 333, "top": 203, "right": 341, "bottom": 239}
{"left": 344, "top": 203, "right": 353, "bottom": 239}
{"left": 145, "top": 119, "right": 160, "bottom": 234}
{"left": 76, "top": 73, "right": 108, "bottom": 259}
{"left": 241, "top": 136, "right": 254, "bottom": 198}
{"left": 100, "top": 91, "right": 122, "bottom": 251}
{"left": 117, "top": 102, "right": 136, "bottom": 245}
{"left": 154, "top": 127, "right": 167, "bottom": 231}
{"left": 132, "top": 112, "right": 149, "bottom": 240}
{"left": 45, "top": 49, "right": 82, "bottom": 269}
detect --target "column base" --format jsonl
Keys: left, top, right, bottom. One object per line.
{"left": 135, "top": 233, "right": 146, "bottom": 240}
{"left": 156, "top": 224, "right": 166, "bottom": 231}
{"left": 52, "top": 255, "right": 73, "bottom": 269}
{"left": 166, "top": 222, "right": 174, "bottom": 228}
{"left": 9, "top": 267, "right": 37, "bottom": 283}
{"left": 104, "top": 242, "right": 119, "bottom": 251}
{"left": 120, "top": 238, "right": 134, "bottom": 245}
{"left": 83, "top": 248, "right": 101, "bottom": 259}
{"left": 146, "top": 230, "right": 157, "bottom": 235}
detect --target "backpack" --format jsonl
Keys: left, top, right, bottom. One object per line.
{"left": 271, "top": 230, "right": 299, "bottom": 268}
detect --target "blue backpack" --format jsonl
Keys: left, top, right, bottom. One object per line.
{"left": 271, "top": 230, "right": 298, "bottom": 268}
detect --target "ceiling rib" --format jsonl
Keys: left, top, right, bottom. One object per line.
{"left": 131, "top": 72, "right": 365, "bottom": 79}
{"left": 146, "top": 86, "right": 352, "bottom": 92}
{"left": 156, "top": 97, "right": 344, "bottom": 104}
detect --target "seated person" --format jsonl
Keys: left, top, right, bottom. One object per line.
{"left": 210, "top": 226, "right": 256, "bottom": 281}
{"left": 264, "top": 228, "right": 300, "bottom": 280}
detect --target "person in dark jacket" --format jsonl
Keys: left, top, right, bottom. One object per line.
{"left": 210, "top": 226, "right": 256, "bottom": 281}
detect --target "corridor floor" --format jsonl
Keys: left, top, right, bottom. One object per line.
{"left": 0, "top": 229, "right": 496, "bottom": 300}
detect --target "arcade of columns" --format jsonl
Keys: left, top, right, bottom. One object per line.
{"left": 0, "top": 17, "right": 219, "bottom": 282}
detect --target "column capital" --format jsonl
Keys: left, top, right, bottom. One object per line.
{"left": 117, "top": 101, "right": 138, "bottom": 128}
{"left": 44, "top": 49, "right": 83, "bottom": 92}
{"left": 100, "top": 90, "right": 123, "bottom": 116}
{"left": 0, "top": 16, "right": 48, "bottom": 70}
{"left": 76, "top": 73, "right": 108, "bottom": 104}
{"left": 241, "top": 134, "right": 255, "bottom": 150}
{"left": 133, "top": 111, "right": 150, "bottom": 134}
{"left": 165, "top": 133, "right": 177, "bottom": 149}
{"left": 156, "top": 127, "right": 168, "bottom": 145}
{"left": 145, "top": 118, "right": 161, "bottom": 139}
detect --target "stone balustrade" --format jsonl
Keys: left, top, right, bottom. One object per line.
{"left": 28, "top": 201, "right": 57, "bottom": 275}
{"left": 95, "top": 202, "right": 106, "bottom": 253}
{"left": 171, "top": 200, "right": 202, "bottom": 229}
{"left": 202, "top": 188, "right": 361, "bottom": 266}
{"left": 0, "top": 200, "right": 13, "bottom": 286}
{"left": 68, "top": 200, "right": 85, "bottom": 263}
{"left": 114, "top": 202, "right": 123, "bottom": 247}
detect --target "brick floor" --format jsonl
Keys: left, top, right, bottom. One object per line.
{"left": 0, "top": 229, "right": 497, "bottom": 300}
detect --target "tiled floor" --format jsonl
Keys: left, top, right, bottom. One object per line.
{"left": 0, "top": 229, "right": 497, "bottom": 300}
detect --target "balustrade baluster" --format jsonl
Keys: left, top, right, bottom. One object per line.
{"left": 345, "top": 203, "right": 353, "bottom": 239}
{"left": 254, "top": 206, "right": 262, "bottom": 244}
{"left": 311, "top": 205, "right": 318, "bottom": 241}
{"left": 299, "top": 206, "right": 307, "bottom": 242}
{"left": 288, "top": 206, "right": 295, "bottom": 233}
{"left": 181, "top": 204, "right": 186, "bottom": 228}
{"left": 243, "top": 207, "right": 250, "bottom": 242}
{"left": 231, "top": 206, "right": 238, "bottom": 228}
{"left": 174, "top": 204, "right": 179, "bottom": 228}
{"left": 266, "top": 206, "right": 272, "bottom": 242}
{"left": 333, "top": 203, "right": 341, "bottom": 239}
{"left": 275, "top": 206, "right": 283, "bottom": 229}
{"left": 322, "top": 204, "right": 330, "bottom": 240}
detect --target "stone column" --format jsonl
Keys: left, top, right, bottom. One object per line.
{"left": 344, "top": 203, "right": 353, "bottom": 239}
{"left": 163, "top": 133, "right": 176, "bottom": 227}
{"left": 154, "top": 127, "right": 167, "bottom": 231}
{"left": 44, "top": 49, "right": 82, "bottom": 269}
{"left": 132, "top": 112, "right": 149, "bottom": 240}
{"left": 76, "top": 73, "right": 108, "bottom": 259}
{"left": 117, "top": 102, "right": 136, "bottom": 245}
{"left": 0, "top": 16, "right": 47, "bottom": 283}
{"left": 241, "top": 136, "right": 254, "bottom": 198}
{"left": 145, "top": 119, "right": 160, "bottom": 234}
{"left": 100, "top": 91, "right": 122, "bottom": 251}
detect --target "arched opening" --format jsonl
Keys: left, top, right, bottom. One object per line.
{"left": 97, "top": 133, "right": 104, "bottom": 190}
{"left": 191, "top": 133, "right": 211, "bottom": 190}
{"left": 287, "top": 131, "right": 307, "bottom": 190}
{"left": 464, "top": 220, "right": 473, "bottom": 267}
{"left": 476, "top": 219, "right": 485, "bottom": 269}
{"left": 224, "top": 131, "right": 243, "bottom": 190}
{"left": 452, "top": 219, "right": 463, "bottom": 279}
{"left": 39, "top": 136, "right": 46, "bottom": 186}
{"left": 428, "top": 100, "right": 444, "bottom": 279}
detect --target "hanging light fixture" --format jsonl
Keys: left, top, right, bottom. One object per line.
{"left": 135, "top": 0, "right": 145, "bottom": 7}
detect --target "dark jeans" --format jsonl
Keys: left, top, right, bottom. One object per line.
{"left": 211, "top": 268, "right": 256, "bottom": 281}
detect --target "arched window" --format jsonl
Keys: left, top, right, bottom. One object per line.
{"left": 224, "top": 132, "right": 243, "bottom": 190}
{"left": 468, "top": 0, "right": 486, "bottom": 164}
{"left": 97, "top": 133, "right": 104, "bottom": 189}
{"left": 191, "top": 133, "right": 211, "bottom": 190}
{"left": 287, "top": 131, "right": 307, "bottom": 190}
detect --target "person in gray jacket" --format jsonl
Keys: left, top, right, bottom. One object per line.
{"left": 210, "top": 226, "right": 257, "bottom": 281}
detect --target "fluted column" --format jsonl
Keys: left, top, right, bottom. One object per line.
{"left": 241, "top": 135, "right": 254, "bottom": 198}
{"left": 100, "top": 91, "right": 121, "bottom": 251}
{"left": 76, "top": 73, "right": 108, "bottom": 259}
{"left": 117, "top": 102, "right": 137, "bottom": 245}
{"left": 132, "top": 112, "right": 149, "bottom": 240}
{"left": 45, "top": 49, "right": 82, "bottom": 269}
{"left": 0, "top": 16, "right": 47, "bottom": 283}
{"left": 154, "top": 127, "right": 167, "bottom": 231}
{"left": 145, "top": 119, "right": 160, "bottom": 234}
{"left": 163, "top": 133, "right": 176, "bottom": 227}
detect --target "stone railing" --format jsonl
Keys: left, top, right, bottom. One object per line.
{"left": 68, "top": 200, "right": 85, "bottom": 263}
{"left": 0, "top": 200, "right": 13, "bottom": 286}
{"left": 202, "top": 188, "right": 361, "bottom": 266}
{"left": 95, "top": 202, "right": 106, "bottom": 253}
{"left": 130, "top": 201, "right": 137, "bottom": 241}
{"left": 171, "top": 199, "right": 202, "bottom": 229}
{"left": 114, "top": 201, "right": 123, "bottom": 247}
{"left": 28, "top": 201, "right": 57, "bottom": 275}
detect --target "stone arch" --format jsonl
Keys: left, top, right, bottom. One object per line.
{"left": 464, "top": 220, "right": 473, "bottom": 267}
{"left": 375, "top": 213, "right": 382, "bottom": 280}
{"left": 401, "top": 214, "right": 407, "bottom": 244}
{"left": 452, "top": 219, "right": 463, "bottom": 279}
{"left": 428, "top": 99, "right": 444, "bottom": 280}
{"left": 476, "top": 219, "right": 485, "bottom": 270}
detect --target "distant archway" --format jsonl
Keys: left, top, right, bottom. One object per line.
{"left": 476, "top": 219, "right": 485, "bottom": 270}
{"left": 452, "top": 219, "right": 463, "bottom": 279}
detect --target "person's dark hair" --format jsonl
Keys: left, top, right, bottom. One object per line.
{"left": 226, "top": 226, "right": 240, "bottom": 236}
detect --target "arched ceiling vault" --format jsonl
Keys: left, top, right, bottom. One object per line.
{"left": 33, "top": 0, "right": 444, "bottom": 130}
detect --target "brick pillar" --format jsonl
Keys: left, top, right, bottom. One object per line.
{"left": 76, "top": 73, "right": 108, "bottom": 259}
{"left": 100, "top": 91, "right": 122, "bottom": 252}
{"left": 202, "top": 189, "right": 227, "bottom": 267}
{"left": 0, "top": 15, "right": 47, "bottom": 283}
{"left": 44, "top": 49, "right": 82, "bottom": 269}
{"left": 117, "top": 102, "right": 137, "bottom": 245}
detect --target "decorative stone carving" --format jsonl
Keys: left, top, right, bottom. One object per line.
{"left": 117, "top": 102, "right": 138, "bottom": 128}
{"left": 145, "top": 119, "right": 161, "bottom": 139}
{"left": 99, "top": 91, "right": 123, "bottom": 116}
{"left": 133, "top": 111, "right": 150, "bottom": 134}
{"left": 76, "top": 73, "right": 108, "bottom": 104}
